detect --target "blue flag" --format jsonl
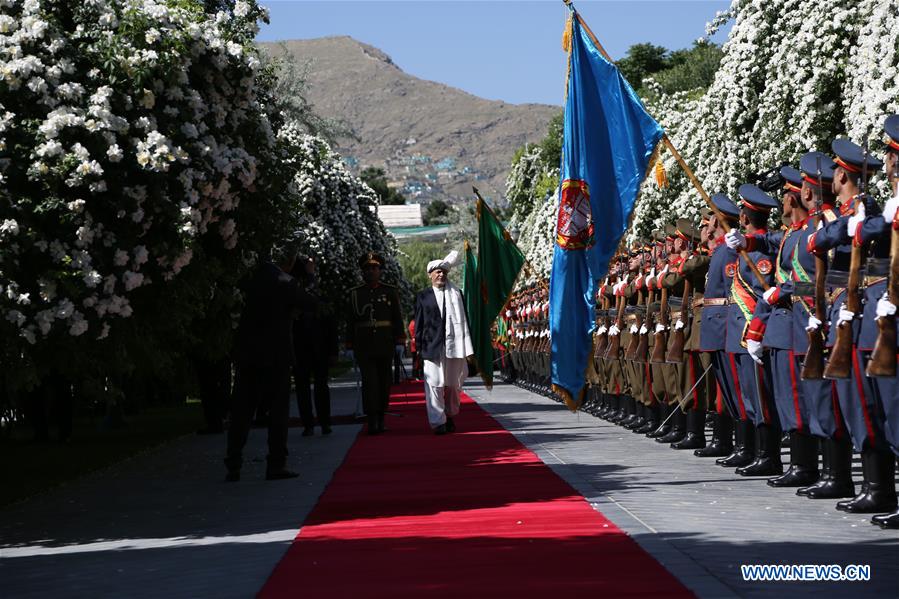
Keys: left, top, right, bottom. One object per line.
{"left": 550, "top": 13, "right": 664, "bottom": 408}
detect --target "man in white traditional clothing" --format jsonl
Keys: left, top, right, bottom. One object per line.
{"left": 413, "top": 251, "right": 474, "bottom": 435}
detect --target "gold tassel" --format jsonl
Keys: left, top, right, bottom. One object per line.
{"left": 562, "top": 13, "right": 573, "bottom": 53}
{"left": 654, "top": 159, "right": 668, "bottom": 189}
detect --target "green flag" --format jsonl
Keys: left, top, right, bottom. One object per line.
{"left": 462, "top": 241, "right": 491, "bottom": 387}
{"left": 474, "top": 197, "right": 525, "bottom": 387}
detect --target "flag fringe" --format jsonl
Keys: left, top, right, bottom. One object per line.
{"left": 553, "top": 384, "right": 586, "bottom": 413}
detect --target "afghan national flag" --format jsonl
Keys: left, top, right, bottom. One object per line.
{"left": 475, "top": 199, "right": 525, "bottom": 388}
{"left": 550, "top": 10, "right": 664, "bottom": 409}
{"left": 462, "top": 242, "right": 490, "bottom": 385}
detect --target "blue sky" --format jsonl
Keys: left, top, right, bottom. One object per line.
{"left": 257, "top": 1, "right": 732, "bottom": 106}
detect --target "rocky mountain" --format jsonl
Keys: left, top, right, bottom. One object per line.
{"left": 259, "top": 36, "right": 559, "bottom": 205}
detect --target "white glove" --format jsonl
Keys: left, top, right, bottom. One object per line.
{"left": 395, "top": 344, "right": 405, "bottom": 355}
{"left": 658, "top": 264, "right": 669, "bottom": 279}
{"left": 837, "top": 306, "right": 855, "bottom": 327}
{"left": 630, "top": 324, "right": 638, "bottom": 334}
{"left": 596, "top": 325, "right": 608, "bottom": 335}
{"left": 725, "top": 228, "right": 746, "bottom": 250}
{"left": 847, "top": 202, "right": 865, "bottom": 237}
{"left": 639, "top": 324, "right": 648, "bottom": 335}
{"left": 655, "top": 323, "right": 666, "bottom": 333}
{"left": 763, "top": 287, "right": 779, "bottom": 305}
{"left": 883, "top": 195, "right": 899, "bottom": 225}
{"left": 805, "top": 316, "right": 822, "bottom": 332}
{"left": 674, "top": 319, "right": 685, "bottom": 330}
{"left": 747, "top": 339, "right": 763, "bottom": 365}
{"left": 608, "top": 324, "right": 620, "bottom": 336}
{"left": 345, "top": 349, "right": 355, "bottom": 362}
{"left": 876, "top": 293, "right": 897, "bottom": 321}
{"left": 645, "top": 267, "right": 656, "bottom": 287}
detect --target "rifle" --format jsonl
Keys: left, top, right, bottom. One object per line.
{"left": 624, "top": 285, "right": 643, "bottom": 361}
{"left": 824, "top": 140, "right": 869, "bottom": 379}
{"left": 604, "top": 281, "right": 626, "bottom": 359}
{"left": 594, "top": 281, "right": 610, "bottom": 357}
{"left": 666, "top": 237, "right": 694, "bottom": 364}
{"left": 650, "top": 267, "right": 670, "bottom": 364}
{"left": 635, "top": 261, "right": 654, "bottom": 362}
{"left": 801, "top": 156, "right": 828, "bottom": 379}
{"left": 867, "top": 156, "right": 899, "bottom": 376}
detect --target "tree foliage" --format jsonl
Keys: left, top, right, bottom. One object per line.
{"left": 360, "top": 166, "right": 406, "bottom": 205}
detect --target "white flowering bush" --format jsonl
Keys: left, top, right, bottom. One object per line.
{"left": 0, "top": 0, "right": 299, "bottom": 392}
{"left": 279, "top": 123, "right": 409, "bottom": 307}
{"left": 507, "top": 0, "right": 899, "bottom": 258}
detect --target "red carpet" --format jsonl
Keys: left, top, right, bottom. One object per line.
{"left": 260, "top": 382, "right": 693, "bottom": 598}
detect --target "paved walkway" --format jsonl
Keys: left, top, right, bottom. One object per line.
{"left": 3, "top": 374, "right": 898, "bottom": 597}
{"left": 466, "top": 380, "right": 899, "bottom": 598}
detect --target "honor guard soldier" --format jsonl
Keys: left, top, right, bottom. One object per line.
{"left": 737, "top": 166, "right": 822, "bottom": 485}
{"left": 700, "top": 194, "right": 741, "bottom": 463}
{"left": 346, "top": 252, "right": 406, "bottom": 435}
{"left": 821, "top": 137, "right": 897, "bottom": 516}
{"left": 724, "top": 184, "right": 781, "bottom": 476}
{"left": 868, "top": 114, "right": 899, "bottom": 528}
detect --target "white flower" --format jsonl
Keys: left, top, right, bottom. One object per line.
{"left": 113, "top": 249, "right": 129, "bottom": 266}
{"left": 133, "top": 245, "right": 149, "bottom": 266}
{"left": 233, "top": 1, "right": 250, "bottom": 17}
{"left": 145, "top": 28, "right": 160, "bottom": 44}
{"left": 83, "top": 270, "right": 101, "bottom": 287}
{"left": 123, "top": 271, "right": 144, "bottom": 291}
{"left": 0, "top": 219, "right": 19, "bottom": 236}
{"left": 107, "top": 144, "right": 123, "bottom": 162}
{"left": 140, "top": 89, "right": 155, "bottom": 109}
{"left": 67, "top": 199, "right": 86, "bottom": 212}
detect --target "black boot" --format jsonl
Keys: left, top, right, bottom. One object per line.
{"left": 624, "top": 402, "right": 646, "bottom": 430}
{"left": 798, "top": 437, "right": 829, "bottom": 496}
{"left": 718, "top": 419, "right": 755, "bottom": 467}
{"left": 647, "top": 403, "right": 672, "bottom": 438}
{"left": 367, "top": 414, "right": 380, "bottom": 435}
{"left": 609, "top": 396, "right": 628, "bottom": 423}
{"left": 736, "top": 424, "right": 784, "bottom": 476}
{"left": 837, "top": 450, "right": 897, "bottom": 513}
{"left": 807, "top": 436, "right": 855, "bottom": 499}
{"left": 672, "top": 409, "right": 706, "bottom": 450}
{"left": 696, "top": 412, "right": 734, "bottom": 457}
{"left": 635, "top": 404, "right": 660, "bottom": 434}
{"left": 658, "top": 407, "right": 686, "bottom": 444}
{"left": 768, "top": 432, "right": 819, "bottom": 487}
{"left": 871, "top": 506, "right": 899, "bottom": 529}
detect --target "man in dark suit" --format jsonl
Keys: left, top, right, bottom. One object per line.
{"left": 414, "top": 251, "right": 474, "bottom": 434}
{"left": 291, "top": 256, "right": 337, "bottom": 436}
{"left": 225, "top": 245, "right": 316, "bottom": 482}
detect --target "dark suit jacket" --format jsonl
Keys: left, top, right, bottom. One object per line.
{"left": 235, "top": 262, "right": 316, "bottom": 369}
{"left": 414, "top": 286, "right": 467, "bottom": 362}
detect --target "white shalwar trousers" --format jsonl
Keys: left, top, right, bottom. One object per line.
{"left": 423, "top": 356, "right": 468, "bottom": 428}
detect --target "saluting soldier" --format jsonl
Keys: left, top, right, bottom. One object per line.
{"left": 736, "top": 166, "right": 820, "bottom": 487}
{"left": 723, "top": 184, "right": 781, "bottom": 476}
{"left": 346, "top": 252, "right": 406, "bottom": 435}
{"left": 701, "top": 194, "right": 742, "bottom": 464}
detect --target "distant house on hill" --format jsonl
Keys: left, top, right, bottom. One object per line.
{"left": 376, "top": 204, "right": 423, "bottom": 228}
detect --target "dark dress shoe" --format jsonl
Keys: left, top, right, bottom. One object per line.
{"left": 446, "top": 417, "right": 456, "bottom": 433}
{"left": 321, "top": 426, "right": 333, "bottom": 435}
{"left": 717, "top": 447, "right": 754, "bottom": 467}
{"left": 301, "top": 427, "right": 315, "bottom": 437}
{"left": 225, "top": 471, "right": 240, "bottom": 482}
{"left": 434, "top": 424, "right": 447, "bottom": 435}
{"left": 266, "top": 469, "right": 300, "bottom": 480}
{"left": 836, "top": 490, "right": 898, "bottom": 514}
{"left": 695, "top": 441, "right": 733, "bottom": 458}
{"left": 656, "top": 428, "right": 686, "bottom": 444}
{"left": 805, "top": 479, "right": 855, "bottom": 499}
{"left": 645, "top": 424, "right": 671, "bottom": 439}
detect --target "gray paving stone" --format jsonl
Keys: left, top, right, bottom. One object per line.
{"left": 1, "top": 379, "right": 362, "bottom": 598}
{"left": 466, "top": 379, "right": 899, "bottom": 598}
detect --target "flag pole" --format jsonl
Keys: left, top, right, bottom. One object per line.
{"left": 562, "top": 1, "right": 770, "bottom": 290}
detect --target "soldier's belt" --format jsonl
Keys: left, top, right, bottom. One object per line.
{"left": 692, "top": 298, "right": 705, "bottom": 309}
{"left": 356, "top": 320, "right": 394, "bottom": 328}
{"left": 825, "top": 270, "right": 849, "bottom": 288}
{"left": 792, "top": 282, "right": 815, "bottom": 297}
{"left": 703, "top": 298, "right": 728, "bottom": 307}
{"left": 865, "top": 275, "right": 887, "bottom": 286}
{"left": 867, "top": 258, "right": 890, "bottom": 277}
